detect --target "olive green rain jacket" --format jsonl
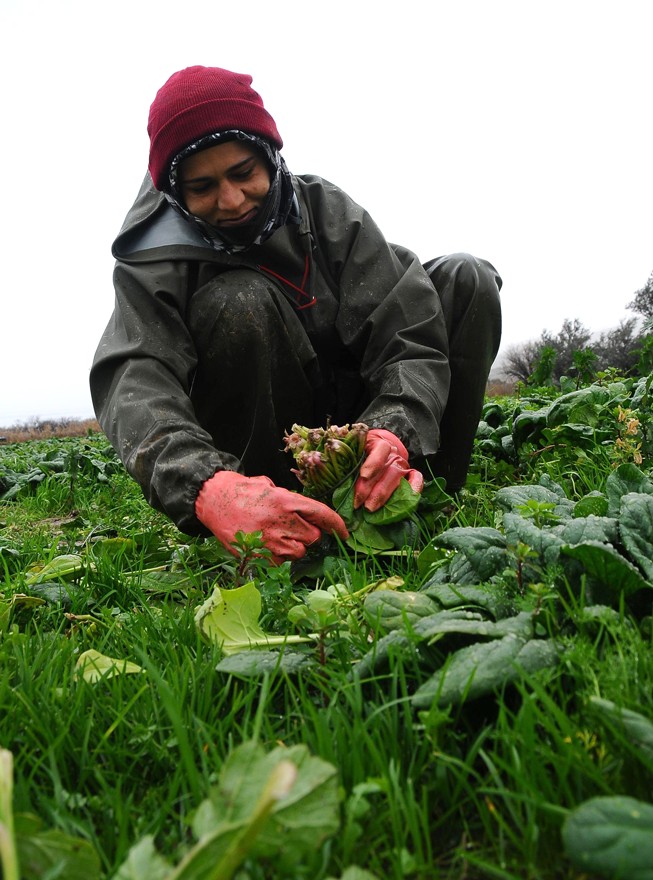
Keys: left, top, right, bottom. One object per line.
{"left": 90, "top": 174, "right": 451, "bottom": 534}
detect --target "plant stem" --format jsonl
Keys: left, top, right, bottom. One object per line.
{"left": 0, "top": 750, "right": 19, "bottom": 880}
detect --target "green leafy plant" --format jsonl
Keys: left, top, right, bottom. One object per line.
{"left": 528, "top": 344, "right": 557, "bottom": 387}
{"left": 112, "top": 740, "right": 341, "bottom": 880}
{"left": 284, "top": 422, "right": 422, "bottom": 552}
{"left": 3, "top": 377, "right": 653, "bottom": 880}
{"left": 562, "top": 796, "right": 653, "bottom": 879}
{"left": 1, "top": 748, "right": 101, "bottom": 880}
{"left": 571, "top": 347, "right": 599, "bottom": 388}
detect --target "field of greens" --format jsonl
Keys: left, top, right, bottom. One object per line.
{"left": 2, "top": 374, "right": 653, "bottom": 880}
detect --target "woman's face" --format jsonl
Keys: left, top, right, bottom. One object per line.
{"left": 178, "top": 140, "right": 271, "bottom": 227}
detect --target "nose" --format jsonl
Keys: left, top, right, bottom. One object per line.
{"left": 216, "top": 181, "right": 245, "bottom": 213}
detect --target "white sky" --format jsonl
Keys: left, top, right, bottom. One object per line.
{"left": 2, "top": 0, "right": 652, "bottom": 426}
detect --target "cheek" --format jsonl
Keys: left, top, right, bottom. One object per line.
{"left": 183, "top": 193, "right": 212, "bottom": 219}
{"left": 252, "top": 169, "right": 272, "bottom": 199}
{"left": 246, "top": 167, "right": 270, "bottom": 199}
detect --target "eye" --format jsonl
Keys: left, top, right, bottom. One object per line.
{"left": 230, "top": 160, "right": 257, "bottom": 181}
{"left": 183, "top": 180, "right": 212, "bottom": 196}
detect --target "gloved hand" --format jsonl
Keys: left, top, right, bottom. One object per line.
{"left": 195, "top": 470, "right": 349, "bottom": 564}
{"left": 353, "top": 428, "right": 424, "bottom": 512}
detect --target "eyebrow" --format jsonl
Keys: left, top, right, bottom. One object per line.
{"left": 181, "top": 156, "right": 255, "bottom": 184}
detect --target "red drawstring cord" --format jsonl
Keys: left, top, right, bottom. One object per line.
{"left": 258, "top": 255, "right": 316, "bottom": 309}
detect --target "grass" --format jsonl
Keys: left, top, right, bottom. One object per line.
{"left": 1, "top": 387, "right": 653, "bottom": 879}
{"left": 0, "top": 417, "right": 100, "bottom": 444}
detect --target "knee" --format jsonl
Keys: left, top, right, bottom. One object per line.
{"left": 427, "top": 252, "right": 502, "bottom": 318}
{"left": 426, "top": 252, "right": 502, "bottom": 297}
{"left": 188, "top": 270, "right": 279, "bottom": 343}
{"left": 189, "top": 269, "right": 274, "bottom": 328}
{"left": 425, "top": 252, "right": 502, "bottom": 349}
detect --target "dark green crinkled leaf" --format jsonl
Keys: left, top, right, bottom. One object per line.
{"left": 619, "top": 493, "right": 653, "bottom": 581}
{"left": 433, "top": 527, "right": 508, "bottom": 581}
{"left": 0, "top": 469, "right": 47, "bottom": 500}
{"left": 544, "top": 422, "right": 604, "bottom": 447}
{"left": 545, "top": 385, "right": 614, "bottom": 427}
{"left": 216, "top": 650, "right": 315, "bottom": 677}
{"left": 589, "top": 697, "right": 653, "bottom": 766}
{"left": 562, "top": 796, "right": 653, "bottom": 880}
{"left": 561, "top": 541, "right": 651, "bottom": 596}
{"left": 606, "top": 380, "right": 630, "bottom": 396}
{"left": 537, "top": 474, "right": 569, "bottom": 498}
{"left": 27, "top": 582, "right": 84, "bottom": 608}
{"left": 417, "top": 476, "right": 452, "bottom": 513}
{"left": 606, "top": 464, "right": 653, "bottom": 516}
{"left": 363, "top": 590, "right": 440, "bottom": 631}
{"left": 495, "top": 485, "right": 574, "bottom": 518}
{"left": 477, "top": 437, "right": 504, "bottom": 458}
{"left": 447, "top": 554, "right": 478, "bottom": 584}
{"left": 434, "top": 526, "right": 506, "bottom": 552}
{"left": 376, "top": 518, "right": 419, "bottom": 549}
{"left": 422, "top": 582, "right": 509, "bottom": 618}
{"left": 512, "top": 407, "right": 548, "bottom": 446}
{"left": 577, "top": 604, "right": 626, "bottom": 632}
{"left": 501, "top": 434, "right": 515, "bottom": 457}
{"left": 415, "top": 542, "right": 451, "bottom": 578}
{"left": 412, "top": 634, "right": 560, "bottom": 708}
{"left": 631, "top": 374, "right": 653, "bottom": 408}
{"left": 426, "top": 552, "right": 478, "bottom": 586}
{"left": 554, "top": 515, "right": 620, "bottom": 547}
{"left": 502, "top": 512, "right": 565, "bottom": 567}
{"left": 414, "top": 610, "right": 534, "bottom": 643}
{"left": 482, "top": 402, "right": 506, "bottom": 427}
{"left": 574, "top": 491, "right": 609, "bottom": 518}
{"left": 354, "top": 629, "right": 415, "bottom": 679}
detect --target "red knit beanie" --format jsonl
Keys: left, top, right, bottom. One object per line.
{"left": 147, "top": 66, "right": 283, "bottom": 191}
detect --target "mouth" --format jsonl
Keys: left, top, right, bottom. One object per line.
{"left": 217, "top": 207, "right": 258, "bottom": 227}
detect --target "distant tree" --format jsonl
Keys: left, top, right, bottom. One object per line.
{"left": 539, "top": 318, "right": 592, "bottom": 379}
{"left": 501, "top": 339, "right": 543, "bottom": 384}
{"left": 592, "top": 317, "right": 642, "bottom": 374}
{"left": 501, "top": 318, "right": 624, "bottom": 386}
{"left": 627, "top": 270, "right": 653, "bottom": 321}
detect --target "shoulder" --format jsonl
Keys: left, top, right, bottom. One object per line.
{"left": 292, "top": 174, "right": 373, "bottom": 257}
{"left": 293, "top": 174, "right": 366, "bottom": 221}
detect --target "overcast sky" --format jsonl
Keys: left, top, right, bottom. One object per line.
{"left": 2, "top": 0, "right": 652, "bottom": 426}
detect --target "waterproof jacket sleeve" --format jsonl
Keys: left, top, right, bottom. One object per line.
{"left": 91, "top": 257, "right": 239, "bottom": 534}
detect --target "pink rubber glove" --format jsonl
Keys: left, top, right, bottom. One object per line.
{"left": 353, "top": 429, "right": 424, "bottom": 512}
{"left": 195, "top": 470, "right": 349, "bottom": 564}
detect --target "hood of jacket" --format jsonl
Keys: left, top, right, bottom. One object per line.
{"left": 165, "top": 130, "right": 299, "bottom": 254}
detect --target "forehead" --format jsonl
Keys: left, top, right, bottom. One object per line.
{"left": 179, "top": 140, "right": 259, "bottom": 178}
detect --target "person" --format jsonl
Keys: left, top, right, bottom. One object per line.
{"left": 90, "top": 65, "right": 502, "bottom": 564}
